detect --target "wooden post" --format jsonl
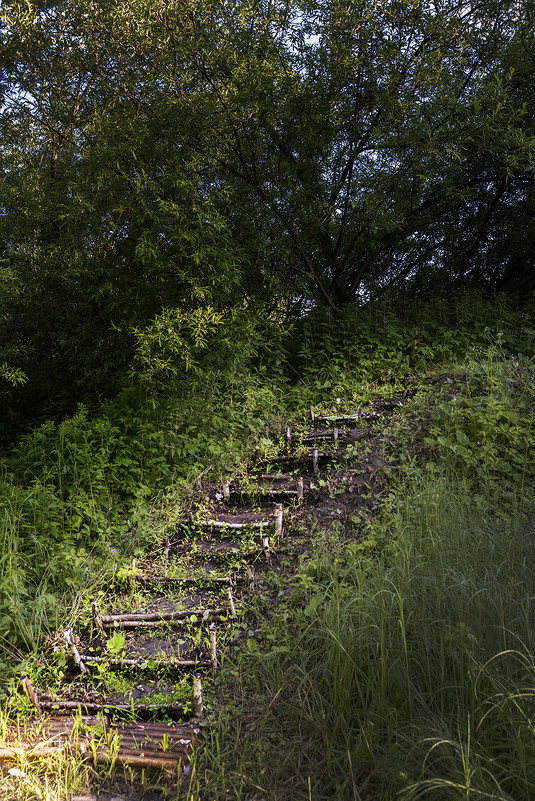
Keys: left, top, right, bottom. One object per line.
{"left": 209, "top": 628, "right": 217, "bottom": 674}
{"left": 64, "top": 628, "right": 89, "bottom": 674}
{"left": 286, "top": 426, "right": 291, "bottom": 445}
{"left": 262, "top": 536, "right": 271, "bottom": 556}
{"left": 162, "top": 536, "right": 170, "bottom": 561}
{"left": 274, "top": 503, "right": 283, "bottom": 535}
{"left": 296, "top": 476, "right": 304, "bottom": 501}
{"left": 226, "top": 587, "right": 237, "bottom": 619}
{"left": 223, "top": 479, "right": 230, "bottom": 500}
{"left": 91, "top": 600, "right": 105, "bottom": 637}
{"left": 313, "top": 449, "right": 319, "bottom": 474}
{"left": 193, "top": 675, "right": 204, "bottom": 717}
{"left": 246, "top": 565, "right": 255, "bottom": 589}
{"left": 334, "top": 427, "right": 339, "bottom": 443}
{"left": 310, "top": 406, "right": 315, "bottom": 421}
{"left": 21, "top": 676, "right": 41, "bottom": 714}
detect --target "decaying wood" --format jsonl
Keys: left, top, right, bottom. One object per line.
{"left": 99, "top": 606, "right": 226, "bottom": 626}
{"left": 313, "top": 449, "right": 319, "bottom": 474}
{"left": 64, "top": 629, "right": 89, "bottom": 674}
{"left": 223, "top": 479, "right": 230, "bottom": 500}
{"left": 21, "top": 676, "right": 42, "bottom": 714}
{"left": 296, "top": 476, "right": 304, "bottom": 500}
{"left": 246, "top": 565, "right": 255, "bottom": 588}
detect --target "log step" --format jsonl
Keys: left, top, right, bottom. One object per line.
{"left": 1, "top": 716, "right": 199, "bottom": 771}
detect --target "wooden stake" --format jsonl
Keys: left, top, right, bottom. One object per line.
{"left": 163, "top": 536, "right": 170, "bottom": 561}
{"left": 21, "top": 676, "right": 42, "bottom": 714}
{"left": 226, "top": 587, "right": 237, "bottom": 619}
{"left": 310, "top": 406, "right": 315, "bottom": 421}
{"left": 262, "top": 536, "right": 271, "bottom": 556}
{"left": 223, "top": 479, "right": 230, "bottom": 500}
{"left": 91, "top": 601, "right": 105, "bottom": 637}
{"left": 296, "top": 476, "right": 304, "bottom": 501}
{"left": 274, "top": 503, "right": 283, "bottom": 535}
{"left": 193, "top": 675, "right": 204, "bottom": 717}
{"left": 286, "top": 426, "right": 291, "bottom": 444}
{"left": 64, "top": 629, "right": 89, "bottom": 674}
{"left": 313, "top": 449, "right": 319, "bottom": 474}
{"left": 334, "top": 427, "right": 339, "bottom": 443}
{"left": 246, "top": 565, "right": 255, "bottom": 589}
{"left": 131, "top": 558, "right": 136, "bottom": 570}
{"left": 209, "top": 628, "right": 217, "bottom": 673}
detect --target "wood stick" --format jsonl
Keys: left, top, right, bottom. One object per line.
{"left": 100, "top": 607, "right": 226, "bottom": 624}
{"left": 296, "top": 476, "right": 304, "bottom": 500}
{"left": 39, "top": 700, "right": 186, "bottom": 713}
{"left": 64, "top": 628, "right": 89, "bottom": 674}
{"left": 193, "top": 675, "right": 203, "bottom": 717}
{"left": 310, "top": 405, "right": 315, "bottom": 421}
{"left": 274, "top": 503, "right": 283, "bottom": 535}
{"left": 21, "top": 676, "right": 41, "bottom": 714}
{"left": 92, "top": 601, "right": 105, "bottom": 636}
{"left": 141, "top": 575, "right": 235, "bottom": 585}
{"left": 93, "top": 752, "right": 187, "bottom": 770}
{"left": 223, "top": 479, "right": 230, "bottom": 500}
{"left": 313, "top": 449, "right": 319, "bottom": 474}
{"left": 226, "top": 587, "right": 237, "bottom": 619}
{"left": 209, "top": 629, "right": 217, "bottom": 673}
{"left": 163, "top": 536, "right": 170, "bottom": 561}
{"left": 102, "top": 614, "right": 224, "bottom": 630}
{"left": 246, "top": 565, "right": 255, "bottom": 589}
{"left": 262, "top": 536, "right": 270, "bottom": 556}
{"left": 257, "top": 473, "right": 293, "bottom": 480}
{"left": 198, "top": 519, "right": 275, "bottom": 531}
{"left": 78, "top": 655, "right": 211, "bottom": 668}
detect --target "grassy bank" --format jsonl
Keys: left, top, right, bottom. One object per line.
{"left": 196, "top": 345, "right": 535, "bottom": 800}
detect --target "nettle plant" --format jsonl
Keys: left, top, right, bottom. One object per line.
{"left": 425, "top": 346, "right": 535, "bottom": 507}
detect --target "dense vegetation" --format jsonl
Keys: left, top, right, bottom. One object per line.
{"left": 1, "top": 1, "right": 535, "bottom": 798}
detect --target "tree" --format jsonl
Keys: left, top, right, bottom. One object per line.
{"left": 1, "top": 0, "right": 534, "bottom": 431}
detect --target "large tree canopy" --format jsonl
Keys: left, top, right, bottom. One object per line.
{"left": 0, "top": 0, "right": 534, "bottom": 427}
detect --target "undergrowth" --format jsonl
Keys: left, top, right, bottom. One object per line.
{"left": 0, "top": 291, "right": 534, "bottom": 799}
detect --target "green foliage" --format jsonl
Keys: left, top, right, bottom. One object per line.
{"left": 288, "top": 292, "right": 535, "bottom": 404}
{"left": 425, "top": 334, "right": 535, "bottom": 507}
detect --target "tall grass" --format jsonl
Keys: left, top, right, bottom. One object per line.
{"left": 280, "top": 479, "right": 535, "bottom": 799}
